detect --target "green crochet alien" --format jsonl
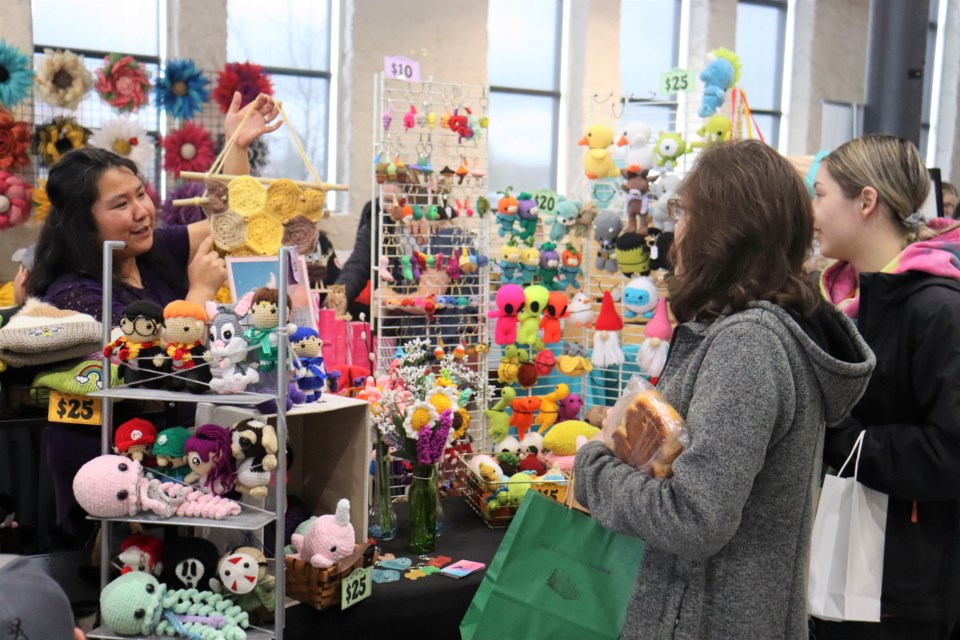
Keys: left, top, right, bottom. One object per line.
{"left": 100, "top": 571, "right": 250, "bottom": 640}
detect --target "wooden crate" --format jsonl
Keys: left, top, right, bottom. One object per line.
{"left": 285, "top": 542, "right": 377, "bottom": 610}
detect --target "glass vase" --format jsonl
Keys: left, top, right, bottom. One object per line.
{"left": 435, "top": 462, "right": 445, "bottom": 536}
{"left": 368, "top": 433, "right": 397, "bottom": 541}
{"left": 408, "top": 462, "right": 438, "bottom": 553}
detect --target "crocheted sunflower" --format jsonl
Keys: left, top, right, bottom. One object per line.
{"left": 213, "top": 62, "right": 273, "bottom": 113}
{"left": 0, "top": 109, "right": 31, "bottom": 172}
{"left": 155, "top": 58, "right": 210, "bottom": 120}
{"left": 0, "top": 40, "right": 33, "bottom": 108}
{"left": 35, "top": 48, "right": 93, "bottom": 110}
{"left": 32, "top": 178, "right": 50, "bottom": 223}
{"left": 34, "top": 116, "right": 90, "bottom": 167}
{"left": 95, "top": 53, "right": 152, "bottom": 113}
{"left": 161, "top": 121, "right": 215, "bottom": 177}
{"left": 90, "top": 116, "right": 155, "bottom": 170}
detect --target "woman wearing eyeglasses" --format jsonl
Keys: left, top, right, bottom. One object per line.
{"left": 574, "top": 140, "right": 875, "bottom": 639}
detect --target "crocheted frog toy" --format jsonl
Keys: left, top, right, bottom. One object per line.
{"left": 290, "top": 498, "right": 356, "bottom": 569}
{"left": 100, "top": 571, "right": 250, "bottom": 640}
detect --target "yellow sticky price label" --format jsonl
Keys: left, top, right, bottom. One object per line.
{"left": 533, "top": 481, "right": 567, "bottom": 504}
{"left": 341, "top": 566, "right": 372, "bottom": 610}
{"left": 48, "top": 391, "right": 102, "bottom": 425}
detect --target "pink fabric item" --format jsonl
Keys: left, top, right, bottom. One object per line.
{"left": 488, "top": 284, "right": 525, "bottom": 346}
{"left": 645, "top": 297, "right": 673, "bottom": 341}
{"left": 543, "top": 451, "right": 577, "bottom": 475}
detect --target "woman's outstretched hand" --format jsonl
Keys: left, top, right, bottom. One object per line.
{"left": 224, "top": 92, "right": 283, "bottom": 150}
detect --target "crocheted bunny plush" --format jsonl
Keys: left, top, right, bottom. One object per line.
{"left": 290, "top": 499, "right": 355, "bottom": 569}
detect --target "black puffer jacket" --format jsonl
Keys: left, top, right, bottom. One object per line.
{"left": 824, "top": 270, "right": 960, "bottom": 621}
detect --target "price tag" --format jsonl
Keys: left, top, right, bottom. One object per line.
{"left": 533, "top": 188, "right": 559, "bottom": 217}
{"left": 384, "top": 56, "right": 421, "bottom": 83}
{"left": 533, "top": 481, "right": 567, "bottom": 504}
{"left": 660, "top": 67, "right": 696, "bottom": 96}
{"left": 341, "top": 566, "right": 372, "bottom": 610}
{"left": 48, "top": 391, "right": 101, "bottom": 425}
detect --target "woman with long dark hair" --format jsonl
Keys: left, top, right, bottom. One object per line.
{"left": 574, "top": 140, "right": 876, "bottom": 638}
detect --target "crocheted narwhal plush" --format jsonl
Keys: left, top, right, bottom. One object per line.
{"left": 290, "top": 499, "right": 355, "bottom": 569}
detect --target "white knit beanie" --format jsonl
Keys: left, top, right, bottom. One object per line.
{"left": 0, "top": 298, "right": 103, "bottom": 367}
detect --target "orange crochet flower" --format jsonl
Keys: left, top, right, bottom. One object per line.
{"left": 0, "top": 108, "right": 30, "bottom": 172}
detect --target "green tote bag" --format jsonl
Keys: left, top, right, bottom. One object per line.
{"left": 460, "top": 492, "right": 645, "bottom": 640}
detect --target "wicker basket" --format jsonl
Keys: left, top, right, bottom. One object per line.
{"left": 284, "top": 542, "right": 377, "bottom": 610}
{"left": 457, "top": 453, "right": 569, "bottom": 528}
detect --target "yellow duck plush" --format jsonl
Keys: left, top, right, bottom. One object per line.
{"left": 579, "top": 124, "right": 622, "bottom": 180}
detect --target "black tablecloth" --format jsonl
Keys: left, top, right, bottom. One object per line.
{"left": 285, "top": 497, "right": 506, "bottom": 639}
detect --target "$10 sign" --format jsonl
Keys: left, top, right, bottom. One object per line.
{"left": 384, "top": 56, "right": 420, "bottom": 83}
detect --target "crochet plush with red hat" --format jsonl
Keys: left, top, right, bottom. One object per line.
{"left": 114, "top": 417, "right": 158, "bottom": 463}
{"left": 591, "top": 289, "right": 625, "bottom": 367}
{"left": 118, "top": 533, "right": 165, "bottom": 576}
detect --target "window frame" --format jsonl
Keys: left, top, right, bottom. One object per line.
{"left": 735, "top": 0, "right": 788, "bottom": 148}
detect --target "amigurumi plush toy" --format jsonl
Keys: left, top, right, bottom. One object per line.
{"left": 100, "top": 570, "right": 250, "bottom": 640}
{"left": 290, "top": 498, "right": 356, "bottom": 569}
{"left": 73, "top": 454, "right": 241, "bottom": 520}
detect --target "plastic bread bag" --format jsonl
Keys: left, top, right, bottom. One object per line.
{"left": 601, "top": 374, "right": 688, "bottom": 477}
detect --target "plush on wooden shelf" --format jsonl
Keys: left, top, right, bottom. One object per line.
{"left": 289, "top": 498, "right": 356, "bottom": 569}
{"left": 72, "top": 455, "right": 241, "bottom": 520}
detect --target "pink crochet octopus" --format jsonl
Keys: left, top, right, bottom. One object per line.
{"left": 73, "top": 455, "right": 241, "bottom": 520}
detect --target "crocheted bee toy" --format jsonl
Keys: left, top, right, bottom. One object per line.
{"left": 104, "top": 300, "right": 168, "bottom": 388}
{"left": 163, "top": 300, "right": 211, "bottom": 394}
{"left": 215, "top": 546, "right": 276, "bottom": 620}
{"left": 230, "top": 418, "right": 279, "bottom": 498}
{"left": 100, "top": 571, "right": 250, "bottom": 640}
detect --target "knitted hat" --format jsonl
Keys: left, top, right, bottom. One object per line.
{"left": 645, "top": 297, "right": 674, "bottom": 342}
{"left": 115, "top": 418, "right": 157, "bottom": 452}
{"left": 0, "top": 555, "right": 76, "bottom": 640}
{"left": 594, "top": 290, "right": 624, "bottom": 332}
{"left": 153, "top": 427, "right": 191, "bottom": 459}
{"left": 31, "top": 357, "right": 120, "bottom": 395}
{"left": 0, "top": 298, "right": 102, "bottom": 367}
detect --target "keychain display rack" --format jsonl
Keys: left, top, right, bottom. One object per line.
{"left": 371, "top": 74, "right": 491, "bottom": 450}
{"left": 86, "top": 242, "right": 294, "bottom": 640}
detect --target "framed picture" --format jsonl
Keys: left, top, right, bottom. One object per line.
{"left": 226, "top": 255, "right": 319, "bottom": 331}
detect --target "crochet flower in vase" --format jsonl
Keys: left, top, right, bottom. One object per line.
{"left": 100, "top": 571, "right": 250, "bottom": 640}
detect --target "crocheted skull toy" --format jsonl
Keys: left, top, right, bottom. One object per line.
{"left": 290, "top": 499, "right": 355, "bottom": 569}
{"left": 73, "top": 455, "right": 241, "bottom": 520}
{"left": 100, "top": 571, "right": 250, "bottom": 640}
{"left": 160, "top": 536, "right": 221, "bottom": 591}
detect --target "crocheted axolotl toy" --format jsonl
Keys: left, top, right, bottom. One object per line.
{"left": 100, "top": 571, "right": 250, "bottom": 640}
{"left": 290, "top": 498, "right": 356, "bottom": 569}
{"left": 73, "top": 455, "right": 241, "bottom": 520}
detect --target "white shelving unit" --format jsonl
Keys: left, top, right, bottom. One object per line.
{"left": 88, "top": 242, "right": 294, "bottom": 640}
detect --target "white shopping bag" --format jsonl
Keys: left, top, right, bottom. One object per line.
{"left": 808, "top": 431, "right": 888, "bottom": 622}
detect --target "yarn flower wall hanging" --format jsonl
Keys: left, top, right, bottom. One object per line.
{"left": 35, "top": 116, "right": 90, "bottom": 167}
{"left": 0, "top": 109, "right": 31, "bottom": 172}
{"left": 35, "top": 48, "right": 93, "bottom": 110}
{"left": 32, "top": 178, "right": 50, "bottom": 223}
{"left": 95, "top": 54, "right": 152, "bottom": 113}
{"left": 213, "top": 62, "right": 273, "bottom": 113}
{"left": 160, "top": 180, "right": 205, "bottom": 226}
{"left": 161, "top": 121, "right": 214, "bottom": 176}
{"left": 90, "top": 116, "right": 155, "bottom": 170}
{"left": 156, "top": 58, "right": 210, "bottom": 120}
{"left": 0, "top": 171, "right": 32, "bottom": 230}
{"left": 0, "top": 40, "right": 33, "bottom": 108}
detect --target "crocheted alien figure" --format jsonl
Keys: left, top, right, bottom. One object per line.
{"left": 100, "top": 571, "right": 250, "bottom": 640}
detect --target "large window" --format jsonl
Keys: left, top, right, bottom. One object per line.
{"left": 227, "top": 0, "right": 333, "bottom": 185}
{"left": 920, "top": 0, "right": 941, "bottom": 158}
{"left": 735, "top": 0, "right": 787, "bottom": 148}
{"left": 619, "top": 0, "right": 682, "bottom": 132}
{"left": 487, "top": 0, "right": 563, "bottom": 193}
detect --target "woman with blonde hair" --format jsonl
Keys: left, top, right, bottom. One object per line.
{"left": 574, "top": 140, "right": 875, "bottom": 638}
{"left": 813, "top": 134, "right": 960, "bottom": 639}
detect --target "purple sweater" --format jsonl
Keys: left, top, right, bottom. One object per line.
{"left": 42, "top": 226, "right": 191, "bottom": 324}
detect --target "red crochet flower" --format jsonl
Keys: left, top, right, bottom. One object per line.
{"left": 0, "top": 109, "right": 31, "bottom": 172}
{"left": 95, "top": 54, "right": 152, "bottom": 113}
{"left": 161, "top": 122, "right": 215, "bottom": 177}
{"left": 0, "top": 171, "right": 33, "bottom": 230}
{"left": 213, "top": 62, "right": 273, "bottom": 113}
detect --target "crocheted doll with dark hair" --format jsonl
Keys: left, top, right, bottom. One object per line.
{"left": 104, "top": 300, "right": 169, "bottom": 388}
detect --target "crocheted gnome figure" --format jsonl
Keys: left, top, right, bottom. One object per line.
{"left": 591, "top": 289, "right": 625, "bottom": 368}
{"left": 637, "top": 296, "right": 673, "bottom": 384}
{"left": 290, "top": 499, "right": 355, "bottom": 569}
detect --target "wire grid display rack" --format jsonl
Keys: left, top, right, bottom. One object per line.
{"left": 371, "top": 75, "right": 491, "bottom": 454}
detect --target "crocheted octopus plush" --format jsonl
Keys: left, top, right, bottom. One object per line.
{"left": 73, "top": 455, "right": 241, "bottom": 520}
{"left": 100, "top": 571, "right": 250, "bottom": 640}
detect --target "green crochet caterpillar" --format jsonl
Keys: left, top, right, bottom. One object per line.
{"left": 101, "top": 571, "right": 250, "bottom": 640}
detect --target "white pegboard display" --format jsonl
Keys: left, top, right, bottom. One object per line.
{"left": 371, "top": 75, "right": 491, "bottom": 450}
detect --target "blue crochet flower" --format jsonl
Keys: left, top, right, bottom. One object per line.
{"left": 0, "top": 40, "right": 34, "bottom": 108}
{"left": 155, "top": 58, "right": 209, "bottom": 120}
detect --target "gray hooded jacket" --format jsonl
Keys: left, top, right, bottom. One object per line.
{"left": 574, "top": 302, "right": 875, "bottom": 640}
